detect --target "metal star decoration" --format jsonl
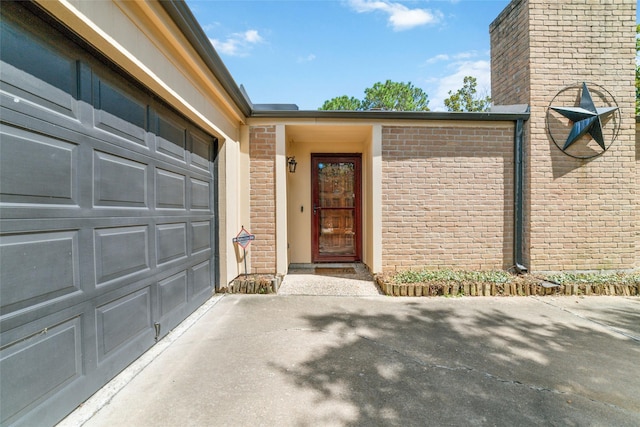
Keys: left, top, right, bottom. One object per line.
{"left": 550, "top": 82, "right": 618, "bottom": 150}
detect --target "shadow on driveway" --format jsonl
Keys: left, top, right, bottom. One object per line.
{"left": 268, "top": 297, "right": 640, "bottom": 426}
{"left": 75, "top": 296, "right": 640, "bottom": 427}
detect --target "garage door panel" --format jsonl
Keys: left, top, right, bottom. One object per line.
{"left": 1, "top": 5, "right": 75, "bottom": 94}
{"left": 192, "top": 220, "right": 212, "bottom": 255}
{"left": 96, "top": 287, "right": 151, "bottom": 362}
{"left": 94, "top": 226, "right": 150, "bottom": 286}
{"left": 156, "top": 168, "right": 187, "bottom": 210}
{"left": 94, "top": 151, "right": 148, "bottom": 208}
{"left": 0, "top": 125, "right": 79, "bottom": 206}
{"left": 93, "top": 76, "right": 147, "bottom": 147}
{"left": 0, "top": 57, "right": 75, "bottom": 113}
{"left": 159, "top": 271, "right": 188, "bottom": 318}
{"left": 0, "top": 77, "right": 77, "bottom": 122}
{"left": 0, "top": 230, "right": 81, "bottom": 316}
{"left": 156, "top": 222, "right": 187, "bottom": 266}
{"left": 0, "top": 316, "right": 82, "bottom": 426}
{"left": 190, "top": 177, "right": 211, "bottom": 210}
{"left": 0, "top": 218, "right": 213, "bottom": 319}
{"left": 0, "top": 29, "right": 77, "bottom": 120}
{"left": 191, "top": 260, "right": 212, "bottom": 298}
{"left": 155, "top": 113, "right": 187, "bottom": 163}
{"left": 190, "top": 132, "right": 212, "bottom": 173}
{"left": 0, "top": 300, "right": 98, "bottom": 427}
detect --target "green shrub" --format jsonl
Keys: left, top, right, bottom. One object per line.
{"left": 392, "top": 269, "right": 512, "bottom": 284}
{"left": 391, "top": 269, "right": 639, "bottom": 286}
{"left": 547, "top": 272, "right": 640, "bottom": 286}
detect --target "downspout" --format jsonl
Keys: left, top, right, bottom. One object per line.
{"left": 514, "top": 118, "right": 527, "bottom": 273}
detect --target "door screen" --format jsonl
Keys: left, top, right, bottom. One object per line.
{"left": 312, "top": 154, "right": 361, "bottom": 262}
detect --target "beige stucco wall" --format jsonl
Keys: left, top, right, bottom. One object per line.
{"left": 220, "top": 131, "right": 251, "bottom": 284}
{"left": 362, "top": 125, "right": 383, "bottom": 272}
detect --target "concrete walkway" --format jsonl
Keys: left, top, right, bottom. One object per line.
{"left": 60, "top": 294, "right": 640, "bottom": 427}
{"left": 278, "top": 263, "right": 382, "bottom": 296}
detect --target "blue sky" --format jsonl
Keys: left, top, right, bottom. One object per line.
{"left": 185, "top": 1, "right": 515, "bottom": 111}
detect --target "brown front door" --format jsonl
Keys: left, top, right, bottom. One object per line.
{"left": 312, "top": 154, "right": 362, "bottom": 262}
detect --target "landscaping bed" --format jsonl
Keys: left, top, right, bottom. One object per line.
{"left": 375, "top": 270, "right": 640, "bottom": 297}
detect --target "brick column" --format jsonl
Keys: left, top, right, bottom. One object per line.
{"left": 249, "top": 126, "right": 277, "bottom": 273}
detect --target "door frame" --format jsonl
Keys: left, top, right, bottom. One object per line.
{"left": 311, "top": 153, "right": 362, "bottom": 263}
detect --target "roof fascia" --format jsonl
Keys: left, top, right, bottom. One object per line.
{"left": 160, "top": 0, "right": 253, "bottom": 117}
{"left": 249, "top": 110, "right": 531, "bottom": 122}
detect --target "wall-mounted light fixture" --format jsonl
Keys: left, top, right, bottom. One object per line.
{"left": 287, "top": 156, "right": 297, "bottom": 173}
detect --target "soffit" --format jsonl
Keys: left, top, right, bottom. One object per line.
{"left": 286, "top": 124, "right": 372, "bottom": 144}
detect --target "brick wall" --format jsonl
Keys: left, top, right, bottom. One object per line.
{"left": 249, "top": 126, "right": 277, "bottom": 273}
{"left": 381, "top": 124, "right": 515, "bottom": 272}
{"left": 490, "top": 0, "right": 529, "bottom": 106}
{"left": 490, "top": 0, "right": 638, "bottom": 272}
{"left": 637, "top": 119, "right": 640, "bottom": 268}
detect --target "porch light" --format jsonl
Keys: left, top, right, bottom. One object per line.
{"left": 287, "top": 156, "right": 297, "bottom": 173}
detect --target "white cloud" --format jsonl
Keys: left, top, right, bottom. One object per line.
{"left": 210, "top": 38, "right": 239, "bottom": 56}
{"left": 243, "top": 30, "right": 263, "bottom": 43}
{"left": 348, "top": 0, "right": 442, "bottom": 31}
{"left": 297, "top": 54, "right": 317, "bottom": 63}
{"left": 210, "top": 29, "right": 264, "bottom": 57}
{"left": 426, "top": 59, "right": 491, "bottom": 112}
{"left": 425, "top": 53, "right": 451, "bottom": 64}
{"left": 425, "top": 51, "right": 480, "bottom": 65}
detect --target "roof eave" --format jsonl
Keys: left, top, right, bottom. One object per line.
{"left": 249, "top": 109, "right": 531, "bottom": 122}
{"left": 160, "top": 0, "right": 253, "bottom": 118}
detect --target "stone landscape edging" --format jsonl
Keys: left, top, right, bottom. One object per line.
{"left": 221, "top": 274, "right": 281, "bottom": 294}
{"left": 375, "top": 276, "right": 639, "bottom": 297}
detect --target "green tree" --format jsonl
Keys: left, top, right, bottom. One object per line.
{"left": 361, "top": 80, "right": 430, "bottom": 111}
{"left": 319, "top": 95, "right": 363, "bottom": 111}
{"left": 444, "top": 76, "right": 492, "bottom": 112}
{"left": 319, "top": 80, "right": 429, "bottom": 111}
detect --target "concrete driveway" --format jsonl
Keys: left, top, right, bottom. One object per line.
{"left": 60, "top": 295, "right": 640, "bottom": 426}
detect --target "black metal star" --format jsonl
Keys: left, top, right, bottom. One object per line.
{"left": 550, "top": 82, "right": 618, "bottom": 150}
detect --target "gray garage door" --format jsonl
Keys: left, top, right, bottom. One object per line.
{"left": 0, "top": 4, "right": 219, "bottom": 426}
